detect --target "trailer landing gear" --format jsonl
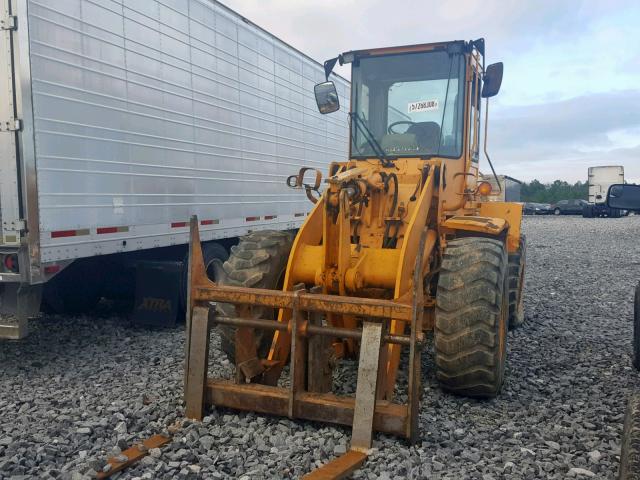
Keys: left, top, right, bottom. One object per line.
{"left": 0, "top": 283, "right": 41, "bottom": 339}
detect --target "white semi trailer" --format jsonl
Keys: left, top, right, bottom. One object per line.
{"left": 582, "top": 166, "right": 625, "bottom": 218}
{"left": 0, "top": 0, "right": 350, "bottom": 338}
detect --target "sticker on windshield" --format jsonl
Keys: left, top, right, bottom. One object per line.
{"left": 408, "top": 99, "right": 439, "bottom": 114}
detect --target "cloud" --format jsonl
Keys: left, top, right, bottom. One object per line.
{"left": 492, "top": 90, "right": 640, "bottom": 149}
{"left": 495, "top": 144, "right": 640, "bottom": 184}
{"left": 488, "top": 91, "right": 640, "bottom": 182}
{"left": 221, "top": 0, "right": 638, "bottom": 66}
{"left": 219, "top": 0, "right": 640, "bottom": 183}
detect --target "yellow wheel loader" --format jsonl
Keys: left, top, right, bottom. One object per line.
{"left": 184, "top": 38, "right": 525, "bottom": 479}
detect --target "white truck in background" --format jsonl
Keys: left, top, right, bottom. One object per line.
{"left": 0, "top": 0, "right": 350, "bottom": 338}
{"left": 582, "top": 166, "right": 625, "bottom": 218}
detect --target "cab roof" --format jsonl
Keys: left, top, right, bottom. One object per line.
{"left": 340, "top": 39, "right": 483, "bottom": 64}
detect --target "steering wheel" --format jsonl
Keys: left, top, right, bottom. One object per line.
{"left": 388, "top": 120, "right": 416, "bottom": 134}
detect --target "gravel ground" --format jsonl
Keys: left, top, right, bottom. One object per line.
{"left": 1, "top": 215, "right": 640, "bottom": 479}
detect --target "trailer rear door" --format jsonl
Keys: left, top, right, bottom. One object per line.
{"left": 0, "top": 0, "right": 22, "bottom": 246}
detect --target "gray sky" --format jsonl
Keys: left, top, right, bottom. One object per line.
{"left": 222, "top": 0, "right": 640, "bottom": 183}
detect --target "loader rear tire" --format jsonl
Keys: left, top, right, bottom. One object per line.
{"left": 508, "top": 235, "right": 526, "bottom": 330}
{"left": 434, "top": 237, "right": 508, "bottom": 398}
{"left": 217, "top": 230, "right": 295, "bottom": 363}
{"left": 619, "top": 395, "right": 640, "bottom": 480}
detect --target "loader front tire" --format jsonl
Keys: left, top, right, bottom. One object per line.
{"left": 508, "top": 235, "right": 526, "bottom": 329}
{"left": 434, "top": 237, "right": 508, "bottom": 398}
{"left": 217, "top": 230, "right": 294, "bottom": 363}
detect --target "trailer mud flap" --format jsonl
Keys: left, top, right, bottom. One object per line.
{"left": 132, "top": 261, "right": 182, "bottom": 328}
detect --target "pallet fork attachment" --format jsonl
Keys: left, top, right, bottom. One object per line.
{"left": 184, "top": 216, "right": 427, "bottom": 478}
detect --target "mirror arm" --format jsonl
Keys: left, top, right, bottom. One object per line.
{"left": 323, "top": 57, "right": 339, "bottom": 81}
{"left": 483, "top": 98, "right": 501, "bottom": 194}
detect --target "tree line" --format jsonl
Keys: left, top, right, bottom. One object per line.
{"left": 520, "top": 180, "right": 588, "bottom": 203}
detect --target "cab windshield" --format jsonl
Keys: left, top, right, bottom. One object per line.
{"left": 351, "top": 49, "right": 465, "bottom": 159}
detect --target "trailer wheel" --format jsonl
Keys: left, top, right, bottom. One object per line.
{"left": 180, "top": 242, "right": 228, "bottom": 312}
{"left": 434, "top": 237, "right": 509, "bottom": 398}
{"left": 634, "top": 282, "right": 640, "bottom": 371}
{"left": 217, "top": 230, "right": 294, "bottom": 363}
{"left": 620, "top": 395, "right": 640, "bottom": 480}
{"left": 42, "top": 259, "right": 105, "bottom": 314}
{"left": 508, "top": 235, "right": 526, "bottom": 330}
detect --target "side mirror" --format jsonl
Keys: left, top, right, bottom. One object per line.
{"left": 607, "top": 184, "right": 640, "bottom": 211}
{"left": 481, "top": 62, "right": 503, "bottom": 98}
{"left": 314, "top": 81, "right": 340, "bottom": 114}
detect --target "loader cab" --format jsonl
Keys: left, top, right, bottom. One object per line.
{"left": 315, "top": 40, "right": 502, "bottom": 165}
{"left": 349, "top": 46, "right": 467, "bottom": 159}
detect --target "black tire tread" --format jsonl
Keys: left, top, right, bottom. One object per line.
{"left": 218, "top": 230, "right": 294, "bottom": 362}
{"left": 435, "top": 237, "right": 508, "bottom": 398}
{"left": 508, "top": 235, "right": 526, "bottom": 329}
